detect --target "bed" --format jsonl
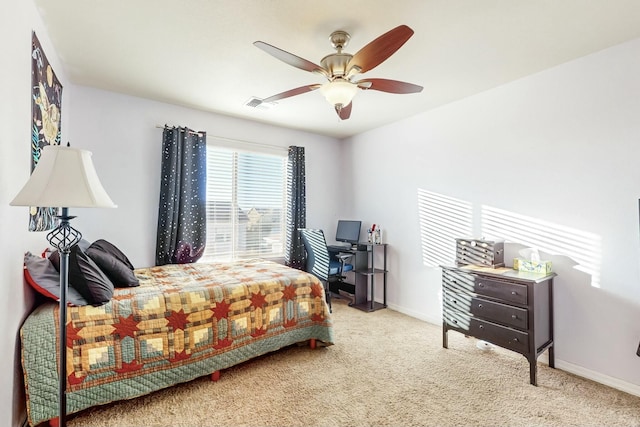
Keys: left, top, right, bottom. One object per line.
{"left": 21, "top": 259, "right": 334, "bottom": 426}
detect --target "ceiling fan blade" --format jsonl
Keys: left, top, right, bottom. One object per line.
{"left": 346, "top": 25, "right": 414, "bottom": 74}
{"left": 356, "top": 78, "right": 423, "bottom": 94}
{"left": 262, "top": 84, "right": 322, "bottom": 103}
{"left": 336, "top": 102, "right": 352, "bottom": 120}
{"left": 254, "top": 41, "right": 329, "bottom": 78}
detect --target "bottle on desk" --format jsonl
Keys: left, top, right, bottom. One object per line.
{"left": 370, "top": 224, "right": 377, "bottom": 244}
{"left": 375, "top": 228, "right": 382, "bottom": 244}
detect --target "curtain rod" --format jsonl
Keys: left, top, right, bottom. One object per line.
{"left": 155, "top": 125, "right": 287, "bottom": 151}
{"left": 155, "top": 125, "right": 203, "bottom": 137}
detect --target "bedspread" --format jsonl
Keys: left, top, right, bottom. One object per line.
{"left": 21, "top": 259, "right": 334, "bottom": 426}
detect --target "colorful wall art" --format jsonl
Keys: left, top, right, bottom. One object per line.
{"left": 30, "top": 31, "right": 63, "bottom": 231}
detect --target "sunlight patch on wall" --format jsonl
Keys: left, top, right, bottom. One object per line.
{"left": 418, "top": 189, "right": 473, "bottom": 267}
{"left": 481, "top": 205, "right": 602, "bottom": 287}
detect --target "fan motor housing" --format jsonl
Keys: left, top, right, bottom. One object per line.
{"left": 321, "top": 53, "right": 353, "bottom": 78}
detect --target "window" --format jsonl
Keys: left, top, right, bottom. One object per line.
{"left": 201, "top": 145, "right": 287, "bottom": 261}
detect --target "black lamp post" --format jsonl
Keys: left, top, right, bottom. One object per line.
{"left": 11, "top": 144, "right": 116, "bottom": 427}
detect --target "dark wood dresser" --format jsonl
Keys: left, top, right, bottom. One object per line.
{"left": 441, "top": 264, "right": 556, "bottom": 385}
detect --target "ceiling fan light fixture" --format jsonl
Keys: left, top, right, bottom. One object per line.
{"left": 320, "top": 79, "right": 358, "bottom": 108}
{"left": 254, "top": 25, "right": 419, "bottom": 119}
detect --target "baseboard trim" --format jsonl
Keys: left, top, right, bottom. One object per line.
{"left": 552, "top": 359, "right": 640, "bottom": 397}
{"left": 385, "top": 303, "right": 441, "bottom": 326}
{"left": 383, "top": 303, "right": 640, "bottom": 398}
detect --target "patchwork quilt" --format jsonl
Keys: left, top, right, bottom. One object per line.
{"left": 21, "top": 259, "right": 334, "bottom": 426}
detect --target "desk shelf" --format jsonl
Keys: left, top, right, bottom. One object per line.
{"left": 351, "top": 301, "right": 387, "bottom": 312}
{"left": 355, "top": 267, "right": 388, "bottom": 275}
{"left": 351, "top": 243, "right": 388, "bottom": 312}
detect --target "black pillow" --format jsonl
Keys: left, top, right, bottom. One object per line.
{"left": 87, "top": 245, "right": 139, "bottom": 288}
{"left": 48, "top": 238, "right": 91, "bottom": 272}
{"left": 48, "top": 249, "right": 60, "bottom": 272}
{"left": 89, "top": 239, "right": 135, "bottom": 270}
{"left": 69, "top": 245, "right": 114, "bottom": 306}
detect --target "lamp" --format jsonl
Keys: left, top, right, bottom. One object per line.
{"left": 11, "top": 144, "right": 116, "bottom": 427}
{"left": 319, "top": 78, "right": 358, "bottom": 109}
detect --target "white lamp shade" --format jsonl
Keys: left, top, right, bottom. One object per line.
{"left": 320, "top": 79, "right": 358, "bottom": 107}
{"left": 10, "top": 145, "right": 117, "bottom": 208}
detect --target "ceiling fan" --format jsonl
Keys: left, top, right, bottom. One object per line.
{"left": 254, "top": 25, "right": 423, "bottom": 120}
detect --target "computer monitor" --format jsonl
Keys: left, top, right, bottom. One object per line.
{"left": 335, "top": 220, "right": 362, "bottom": 244}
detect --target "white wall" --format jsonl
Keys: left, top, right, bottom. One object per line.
{"left": 68, "top": 86, "right": 343, "bottom": 268}
{"left": 343, "top": 38, "right": 640, "bottom": 393}
{"left": 1, "top": 1, "right": 72, "bottom": 426}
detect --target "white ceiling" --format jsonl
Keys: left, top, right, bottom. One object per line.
{"left": 34, "top": 0, "right": 640, "bottom": 139}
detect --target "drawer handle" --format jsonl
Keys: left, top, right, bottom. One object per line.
{"left": 477, "top": 304, "right": 483, "bottom": 308}
{"left": 511, "top": 314, "right": 517, "bottom": 319}
{"left": 478, "top": 283, "right": 485, "bottom": 288}
{"left": 479, "top": 325, "right": 484, "bottom": 329}
{"left": 513, "top": 337, "right": 519, "bottom": 342}
{"left": 511, "top": 291, "right": 517, "bottom": 295}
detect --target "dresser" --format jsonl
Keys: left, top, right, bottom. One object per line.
{"left": 441, "top": 264, "right": 556, "bottom": 385}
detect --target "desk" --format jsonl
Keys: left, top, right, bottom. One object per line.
{"left": 329, "top": 243, "right": 388, "bottom": 312}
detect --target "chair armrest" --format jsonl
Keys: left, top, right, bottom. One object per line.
{"left": 336, "top": 253, "right": 353, "bottom": 262}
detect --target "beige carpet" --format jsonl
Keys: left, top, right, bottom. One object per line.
{"left": 65, "top": 299, "right": 640, "bottom": 427}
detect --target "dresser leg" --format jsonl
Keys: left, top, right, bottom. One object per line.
{"left": 442, "top": 324, "right": 448, "bottom": 349}
{"left": 548, "top": 345, "right": 555, "bottom": 369}
{"left": 529, "top": 359, "right": 537, "bottom": 386}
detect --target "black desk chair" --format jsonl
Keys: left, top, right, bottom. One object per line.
{"left": 299, "top": 228, "right": 353, "bottom": 313}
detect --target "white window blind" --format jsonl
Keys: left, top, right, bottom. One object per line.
{"left": 201, "top": 145, "right": 287, "bottom": 262}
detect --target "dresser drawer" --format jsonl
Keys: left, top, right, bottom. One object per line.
{"left": 470, "top": 297, "right": 528, "bottom": 330}
{"left": 443, "top": 309, "right": 472, "bottom": 331}
{"left": 443, "top": 289, "right": 473, "bottom": 313}
{"left": 442, "top": 268, "right": 476, "bottom": 294}
{"left": 442, "top": 267, "right": 528, "bottom": 305}
{"left": 443, "top": 310, "right": 529, "bottom": 354}
{"left": 470, "top": 319, "right": 529, "bottom": 354}
{"left": 475, "top": 277, "right": 527, "bottom": 305}
{"left": 443, "top": 291, "right": 528, "bottom": 330}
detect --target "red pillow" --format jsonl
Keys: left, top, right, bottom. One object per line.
{"left": 23, "top": 252, "right": 89, "bottom": 306}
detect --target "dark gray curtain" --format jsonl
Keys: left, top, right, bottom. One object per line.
{"left": 285, "top": 146, "right": 306, "bottom": 269}
{"left": 155, "top": 126, "right": 207, "bottom": 265}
